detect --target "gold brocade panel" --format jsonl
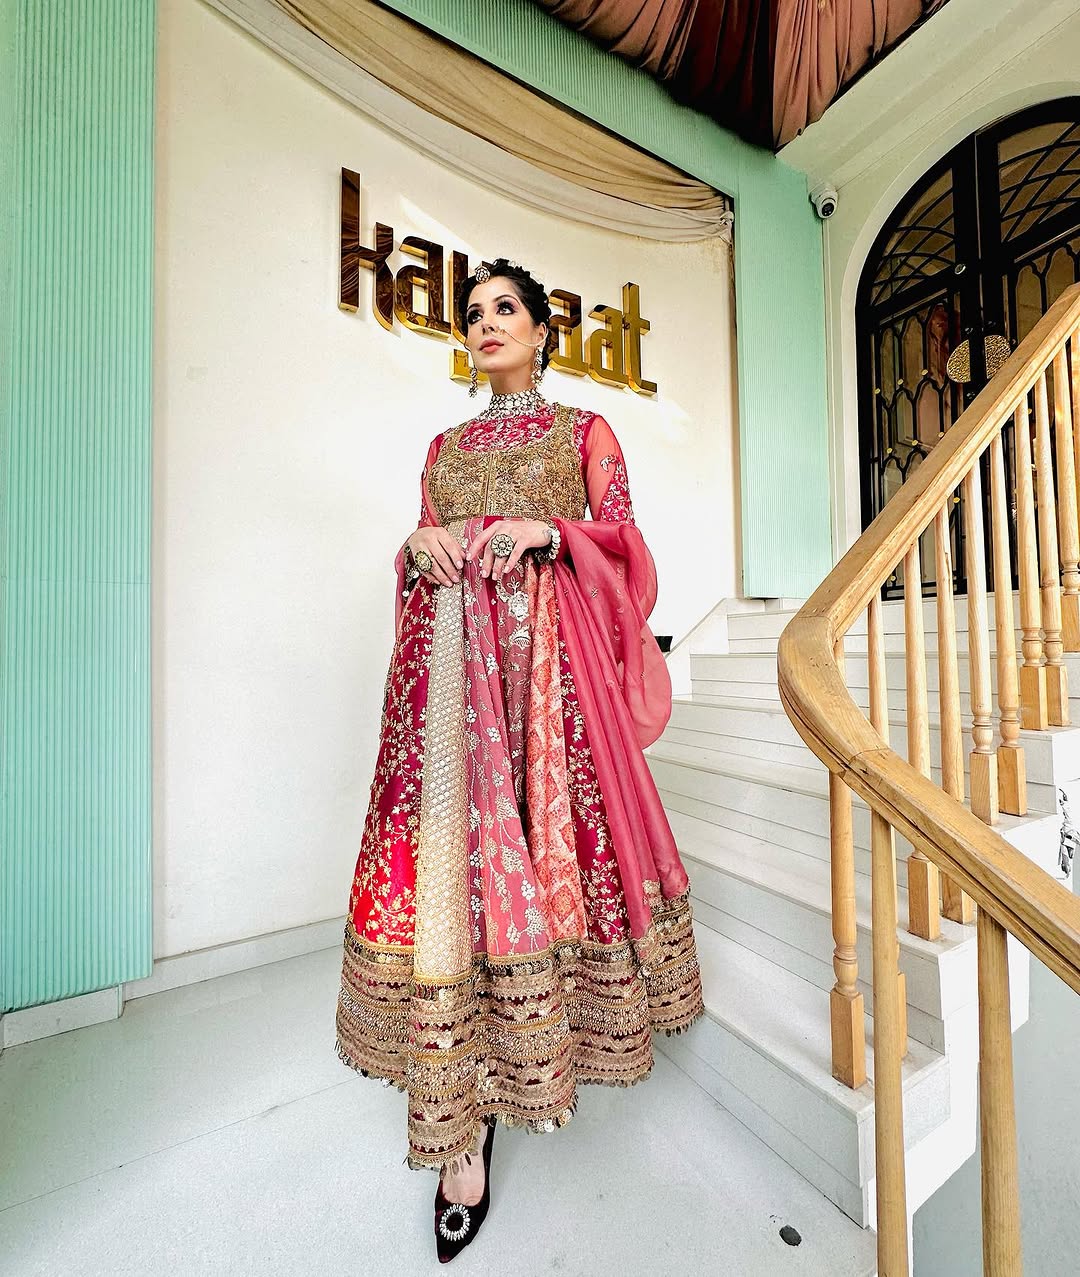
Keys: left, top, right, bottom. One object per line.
{"left": 427, "top": 404, "right": 588, "bottom": 524}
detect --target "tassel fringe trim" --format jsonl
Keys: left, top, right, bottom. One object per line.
{"left": 336, "top": 889, "right": 704, "bottom": 1175}
{"left": 336, "top": 1000, "right": 705, "bottom": 1176}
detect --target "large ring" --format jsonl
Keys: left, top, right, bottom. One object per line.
{"left": 438, "top": 1205, "right": 471, "bottom": 1242}
{"left": 413, "top": 548, "right": 433, "bottom": 574}
{"left": 490, "top": 532, "right": 515, "bottom": 559}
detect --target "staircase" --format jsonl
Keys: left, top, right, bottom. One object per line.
{"left": 649, "top": 595, "right": 1075, "bottom": 1231}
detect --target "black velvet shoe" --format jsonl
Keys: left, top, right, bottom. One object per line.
{"left": 433, "top": 1120, "right": 495, "bottom": 1264}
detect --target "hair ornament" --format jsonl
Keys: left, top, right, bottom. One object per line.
{"left": 474, "top": 264, "right": 491, "bottom": 284}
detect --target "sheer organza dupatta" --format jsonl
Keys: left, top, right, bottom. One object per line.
{"left": 550, "top": 519, "right": 687, "bottom": 942}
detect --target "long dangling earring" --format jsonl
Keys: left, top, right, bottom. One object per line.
{"left": 469, "top": 361, "right": 478, "bottom": 397}
{"left": 532, "top": 345, "right": 544, "bottom": 387}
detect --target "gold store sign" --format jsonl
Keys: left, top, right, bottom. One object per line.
{"left": 338, "top": 168, "right": 656, "bottom": 395}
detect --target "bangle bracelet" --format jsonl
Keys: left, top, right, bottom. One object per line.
{"left": 536, "top": 522, "right": 560, "bottom": 563}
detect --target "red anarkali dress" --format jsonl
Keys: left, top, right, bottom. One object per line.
{"left": 336, "top": 390, "right": 703, "bottom": 1172}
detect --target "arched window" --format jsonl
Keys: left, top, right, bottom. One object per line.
{"left": 857, "top": 99, "right": 1080, "bottom": 594}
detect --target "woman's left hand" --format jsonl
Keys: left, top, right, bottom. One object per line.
{"left": 466, "top": 519, "right": 553, "bottom": 582}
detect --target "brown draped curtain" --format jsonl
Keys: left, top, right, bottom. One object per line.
{"left": 536, "top": 0, "right": 698, "bottom": 80}
{"left": 532, "top": 0, "right": 950, "bottom": 148}
{"left": 773, "top": 0, "right": 950, "bottom": 146}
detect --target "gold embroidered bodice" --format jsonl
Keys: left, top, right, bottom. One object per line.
{"left": 426, "top": 403, "right": 588, "bottom": 524}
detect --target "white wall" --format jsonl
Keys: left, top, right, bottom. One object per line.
{"left": 152, "top": 0, "right": 737, "bottom": 958}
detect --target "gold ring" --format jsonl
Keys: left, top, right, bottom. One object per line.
{"left": 490, "top": 532, "right": 515, "bottom": 559}
{"left": 414, "top": 549, "right": 433, "bottom": 573}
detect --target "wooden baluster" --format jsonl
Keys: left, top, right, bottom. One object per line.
{"left": 829, "top": 638, "right": 867, "bottom": 1090}
{"left": 869, "top": 595, "right": 908, "bottom": 1056}
{"left": 1035, "top": 368, "right": 1070, "bottom": 725}
{"left": 868, "top": 593, "right": 910, "bottom": 1276}
{"left": 904, "top": 541, "right": 942, "bottom": 939}
{"left": 1014, "top": 396, "right": 1048, "bottom": 728}
{"left": 934, "top": 504, "right": 975, "bottom": 922}
{"left": 1055, "top": 347, "right": 1080, "bottom": 650}
{"left": 991, "top": 433, "right": 1028, "bottom": 817}
{"left": 963, "top": 459, "right": 1000, "bottom": 825}
{"left": 978, "top": 908, "right": 1023, "bottom": 1275}
{"left": 1072, "top": 325, "right": 1080, "bottom": 524}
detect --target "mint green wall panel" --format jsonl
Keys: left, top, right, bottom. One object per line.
{"left": 1, "top": 3, "right": 16, "bottom": 580}
{"left": 1, "top": 1, "right": 154, "bottom": 1012}
{"left": 733, "top": 151, "right": 831, "bottom": 599}
{"left": 379, "top": 0, "right": 831, "bottom": 598}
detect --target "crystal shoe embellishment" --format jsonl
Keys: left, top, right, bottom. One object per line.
{"left": 438, "top": 1205, "right": 471, "bottom": 1242}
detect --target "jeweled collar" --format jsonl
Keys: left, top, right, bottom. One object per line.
{"left": 475, "top": 388, "right": 548, "bottom": 421}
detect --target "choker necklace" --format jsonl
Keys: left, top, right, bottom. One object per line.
{"left": 476, "top": 388, "right": 548, "bottom": 421}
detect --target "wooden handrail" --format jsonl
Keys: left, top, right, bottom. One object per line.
{"left": 778, "top": 283, "right": 1080, "bottom": 1273}
{"left": 779, "top": 637, "right": 1080, "bottom": 993}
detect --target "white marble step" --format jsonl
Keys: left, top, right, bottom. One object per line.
{"left": 650, "top": 741, "right": 1064, "bottom": 882}
{"left": 668, "top": 809, "right": 974, "bottom": 1052}
{"left": 690, "top": 648, "right": 1080, "bottom": 725}
{"left": 726, "top": 592, "right": 1024, "bottom": 644}
{"left": 692, "top": 646, "right": 1080, "bottom": 691}
{"left": 657, "top": 923, "right": 951, "bottom": 1228}
{"left": 733, "top": 631, "right": 1039, "bottom": 657}
{"left": 734, "top": 622, "right": 1037, "bottom": 659}
{"left": 662, "top": 696, "right": 1070, "bottom": 816}
{"left": 671, "top": 693, "right": 1063, "bottom": 768}
{"left": 667, "top": 696, "right": 810, "bottom": 765}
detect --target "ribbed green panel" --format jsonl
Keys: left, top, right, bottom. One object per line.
{"left": 379, "top": 0, "right": 831, "bottom": 596}
{"left": 1, "top": 5, "right": 16, "bottom": 574}
{"left": 1, "top": 1, "right": 154, "bottom": 1011}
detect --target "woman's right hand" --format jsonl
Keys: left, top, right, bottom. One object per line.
{"left": 407, "top": 526, "right": 464, "bottom": 588}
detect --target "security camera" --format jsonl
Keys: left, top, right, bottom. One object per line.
{"left": 811, "top": 184, "right": 839, "bottom": 219}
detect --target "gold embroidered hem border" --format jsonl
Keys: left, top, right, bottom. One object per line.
{"left": 335, "top": 889, "right": 704, "bottom": 1172}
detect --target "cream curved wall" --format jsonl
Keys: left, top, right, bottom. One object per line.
{"left": 153, "top": 0, "right": 737, "bottom": 957}
{"left": 800, "top": 0, "right": 1080, "bottom": 553}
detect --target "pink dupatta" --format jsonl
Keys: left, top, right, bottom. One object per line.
{"left": 551, "top": 518, "right": 687, "bottom": 940}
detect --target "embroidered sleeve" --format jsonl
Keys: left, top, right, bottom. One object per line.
{"left": 582, "top": 415, "right": 636, "bottom": 525}
{"left": 415, "top": 435, "right": 442, "bottom": 530}
{"left": 596, "top": 454, "right": 633, "bottom": 522}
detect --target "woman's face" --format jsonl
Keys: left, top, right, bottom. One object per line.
{"left": 463, "top": 276, "right": 547, "bottom": 378}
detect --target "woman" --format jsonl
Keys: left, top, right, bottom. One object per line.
{"left": 336, "top": 258, "right": 703, "bottom": 1262}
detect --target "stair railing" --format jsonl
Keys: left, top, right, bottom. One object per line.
{"left": 778, "top": 283, "right": 1080, "bottom": 1275}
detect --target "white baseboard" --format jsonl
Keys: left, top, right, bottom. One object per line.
{"left": 0, "top": 916, "right": 346, "bottom": 1051}
{"left": 123, "top": 916, "right": 345, "bottom": 1001}
{"left": 1, "top": 985, "right": 124, "bottom": 1050}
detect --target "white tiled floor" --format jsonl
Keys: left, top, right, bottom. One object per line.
{"left": 0, "top": 946, "right": 877, "bottom": 1276}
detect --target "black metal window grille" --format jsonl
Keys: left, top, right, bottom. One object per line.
{"left": 857, "top": 99, "right": 1080, "bottom": 599}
